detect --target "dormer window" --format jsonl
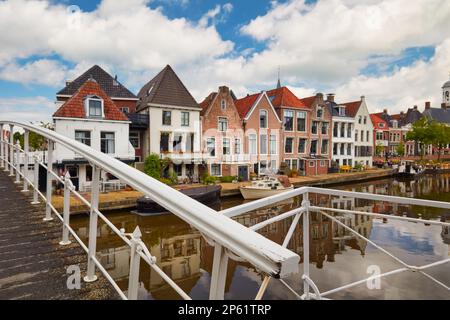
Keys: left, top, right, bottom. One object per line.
{"left": 85, "top": 96, "right": 103, "bottom": 118}
{"left": 391, "top": 120, "right": 398, "bottom": 128}
{"left": 317, "top": 107, "right": 323, "bottom": 118}
{"left": 379, "top": 123, "right": 385, "bottom": 128}
{"left": 338, "top": 106, "right": 346, "bottom": 116}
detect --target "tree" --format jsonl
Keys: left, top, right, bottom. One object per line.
{"left": 13, "top": 122, "right": 52, "bottom": 151}
{"left": 406, "top": 117, "right": 433, "bottom": 160}
{"left": 430, "top": 122, "right": 450, "bottom": 161}
{"left": 396, "top": 142, "right": 405, "bottom": 157}
{"left": 375, "top": 142, "right": 385, "bottom": 157}
{"left": 144, "top": 154, "right": 161, "bottom": 179}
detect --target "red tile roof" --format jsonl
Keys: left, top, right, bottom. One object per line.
{"left": 234, "top": 93, "right": 260, "bottom": 118}
{"left": 266, "top": 87, "right": 307, "bottom": 109}
{"left": 299, "top": 96, "right": 316, "bottom": 108}
{"left": 391, "top": 114, "right": 402, "bottom": 121}
{"left": 370, "top": 114, "right": 388, "bottom": 130}
{"left": 53, "top": 79, "right": 129, "bottom": 121}
{"left": 342, "top": 100, "right": 361, "bottom": 117}
{"left": 199, "top": 92, "right": 217, "bottom": 115}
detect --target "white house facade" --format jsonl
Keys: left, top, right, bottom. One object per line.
{"left": 352, "top": 97, "right": 374, "bottom": 167}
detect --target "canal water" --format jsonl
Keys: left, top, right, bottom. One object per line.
{"left": 70, "top": 174, "right": 450, "bottom": 300}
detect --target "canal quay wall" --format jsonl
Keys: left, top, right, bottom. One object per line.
{"left": 54, "top": 169, "right": 396, "bottom": 215}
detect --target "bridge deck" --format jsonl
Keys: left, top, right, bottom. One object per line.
{"left": 0, "top": 170, "right": 119, "bottom": 300}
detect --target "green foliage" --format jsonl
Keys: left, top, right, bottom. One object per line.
{"left": 220, "top": 176, "right": 236, "bottom": 183}
{"left": 278, "top": 162, "right": 291, "bottom": 177}
{"left": 203, "top": 176, "right": 217, "bottom": 185}
{"left": 375, "top": 142, "right": 385, "bottom": 156}
{"left": 407, "top": 117, "right": 450, "bottom": 160}
{"left": 396, "top": 142, "right": 405, "bottom": 157}
{"left": 353, "top": 163, "right": 364, "bottom": 171}
{"left": 144, "top": 154, "right": 161, "bottom": 179}
{"left": 158, "top": 178, "right": 175, "bottom": 186}
{"left": 13, "top": 122, "right": 52, "bottom": 151}
{"left": 167, "top": 170, "right": 178, "bottom": 184}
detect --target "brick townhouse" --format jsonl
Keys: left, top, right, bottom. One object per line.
{"left": 200, "top": 86, "right": 250, "bottom": 180}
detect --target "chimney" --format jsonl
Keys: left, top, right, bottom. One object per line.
{"left": 65, "top": 80, "right": 72, "bottom": 86}
{"left": 425, "top": 102, "right": 431, "bottom": 110}
{"left": 400, "top": 111, "right": 405, "bottom": 116}
{"left": 383, "top": 109, "right": 388, "bottom": 114}
{"left": 413, "top": 105, "right": 418, "bottom": 110}
{"left": 316, "top": 93, "right": 324, "bottom": 102}
{"left": 327, "top": 94, "right": 335, "bottom": 102}
{"left": 361, "top": 95, "right": 366, "bottom": 102}
{"left": 219, "top": 86, "right": 229, "bottom": 94}
{"left": 442, "top": 103, "right": 447, "bottom": 110}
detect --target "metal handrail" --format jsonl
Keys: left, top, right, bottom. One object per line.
{"left": 0, "top": 120, "right": 299, "bottom": 300}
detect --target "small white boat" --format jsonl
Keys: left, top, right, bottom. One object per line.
{"left": 397, "top": 160, "right": 425, "bottom": 176}
{"left": 239, "top": 176, "right": 294, "bottom": 200}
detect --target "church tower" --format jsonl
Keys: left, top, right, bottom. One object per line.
{"left": 443, "top": 74, "right": 450, "bottom": 107}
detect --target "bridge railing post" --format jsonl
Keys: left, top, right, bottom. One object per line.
{"left": 44, "top": 140, "right": 54, "bottom": 222}
{"left": 15, "top": 140, "right": 21, "bottom": 184}
{"left": 209, "top": 243, "right": 229, "bottom": 300}
{"left": 127, "top": 227, "right": 142, "bottom": 300}
{"left": 84, "top": 164, "right": 100, "bottom": 283}
{"left": 0, "top": 123, "right": 4, "bottom": 169}
{"left": 32, "top": 155, "right": 40, "bottom": 205}
{"left": 59, "top": 172, "right": 72, "bottom": 246}
{"left": 22, "top": 130, "right": 29, "bottom": 192}
{"left": 302, "top": 192, "right": 311, "bottom": 300}
{"left": 9, "top": 124, "right": 14, "bottom": 176}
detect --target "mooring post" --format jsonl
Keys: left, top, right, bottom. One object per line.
{"left": 9, "top": 124, "right": 14, "bottom": 176}
{"left": 22, "top": 130, "right": 29, "bottom": 192}
{"left": 59, "top": 172, "right": 72, "bottom": 246}
{"left": 84, "top": 164, "right": 100, "bottom": 283}
{"left": 31, "top": 156, "right": 40, "bottom": 205}
{"left": 44, "top": 140, "right": 54, "bottom": 221}
{"left": 302, "top": 192, "right": 310, "bottom": 300}
{"left": 14, "top": 140, "right": 21, "bottom": 184}
{"left": 127, "top": 227, "right": 143, "bottom": 300}
{"left": 209, "top": 243, "right": 229, "bottom": 300}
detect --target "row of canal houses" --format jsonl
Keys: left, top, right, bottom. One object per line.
{"left": 51, "top": 64, "right": 375, "bottom": 190}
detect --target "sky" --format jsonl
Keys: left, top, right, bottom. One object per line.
{"left": 1, "top": 0, "right": 450, "bottom": 122}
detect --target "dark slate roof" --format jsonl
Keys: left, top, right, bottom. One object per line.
{"left": 136, "top": 65, "right": 199, "bottom": 111}
{"left": 325, "top": 101, "right": 352, "bottom": 118}
{"left": 57, "top": 65, "right": 137, "bottom": 99}
{"left": 401, "top": 108, "right": 422, "bottom": 126}
{"left": 423, "top": 108, "right": 450, "bottom": 124}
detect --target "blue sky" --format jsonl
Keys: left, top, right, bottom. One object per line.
{"left": 1, "top": 0, "right": 450, "bottom": 121}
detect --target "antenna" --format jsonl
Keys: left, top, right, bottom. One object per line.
{"left": 277, "top": 66, "right": 281, "bottom": 89}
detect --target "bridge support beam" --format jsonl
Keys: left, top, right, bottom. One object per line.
{"left": 9, "top": 124, "right": 14, "bottom": 176}
{"left": 302, "top": 193, "right": 311, "bottom": 300}
{"left": 59, "top": 172, "right": 72, "bottom": 246}
{"left": 84, "top": 164, "right": 100, "bottom": 283}
{"left": 127, "top": 227, "right": 142, "bottom": 300}
{"left": 31, "top": 156, "right": 40, "bottom": 205}
{"left": 209, "top": 243, "right": 229, "bottom": 300}
{"left": 15, "top": 141, "right": 21, "bottom": 184}
{"left": 44, "top": 140, "right": 54, "bottom": 221}
{"left": 22, "top": 130, "right": 29, "bottom": 192}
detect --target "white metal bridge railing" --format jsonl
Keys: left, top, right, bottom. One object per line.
{"left": 0, "top": 120, "right": 449, "bottom": 300}
{"left": 0, "top": 120, "right": 299, "bottom": 300}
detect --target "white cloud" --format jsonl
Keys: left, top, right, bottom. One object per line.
{"left": 0, "top": 59, "right": 68, "bottom": 87}
{"left": 0, "top": 96, "right": 55, "bottom": 122}
{"left": 1, "top": 0, "right": 450, "bottom": 120}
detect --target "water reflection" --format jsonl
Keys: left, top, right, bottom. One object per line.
{"left": 70, "top": 174, "right": 450, "bottom": 300}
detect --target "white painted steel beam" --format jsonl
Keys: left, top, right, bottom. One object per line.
{"left": 0, "top": 120, "right": 300, "bottom": 279}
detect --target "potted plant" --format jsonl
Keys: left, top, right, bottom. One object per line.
{"left": 250, "top": 172, "right": 258, "bottom": 181}
{"left": 290, "top": 169, "right": 299, "bottom": 178}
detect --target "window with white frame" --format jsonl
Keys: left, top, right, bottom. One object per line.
{"left": 173, "top": 134, "right": 183, "bottom": 152}
{"left": 223, "top": 138, "right": 231, "bottom": 155}
{"left": 120, "top": 107, "right": 129, "bottom": 114}
{"left": 129, "top": 131, "right": 140, "bottom": 148}
{"left": 181, "top": 112, "right": 190, "bottom": 126}
{"left": 221, "top": 100, "right": 227, "bottom": 111}
{"left": 260, "top": 134, "right": 268, "bottom": 154}
{"left": 207, "top": 138, "right": 216, "bottom": 157}
{"left": 317, "top": 107, "right": 323, "bottom": 118}
{"left": 298, "top": 138, "right": 306, "bottom": 154}
{"left": 162, "top": 110, "right": 172, "bottom": 126}
{"left": 270, "top": 135, "right": 277, "bottom": 155}
{"left": 86, "top": 96, "right": 103, "bottom": 117}
{"left": 284, "top": 110, "right": 294, "bottom": 131}
{"left": 249, "top": 134, "right": 257, "bottom": 155}
{"left": 234, "top": 139, "right": 241, "bottom": 154}
{"left": 339, "top": 106, "right": 346, "bottom": 116}
{"left": 285, "top": 137, "right": 294, "bottom": 154}
{"left": 100, "top": 132, "right": 115, "bottom": 154}
{"left": 211, "top": 164, "right": 221, "bottom": 177}
{"left": 321, "top": 139, "right": 328, "bottom": 154}
{"left": 297, "top": 111, "right": 306, "bottom": 132}
{"left": 75, "top": 130, "right": 91, "bottom": 146}
{"left": 310, "top": 140, "right": 318, "bottom": 155}
{"left": 260, "top": 110, "right": 268, "bottom": 128}
{"left": 218, "top": 117, "right": 228, "bottom": 132}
